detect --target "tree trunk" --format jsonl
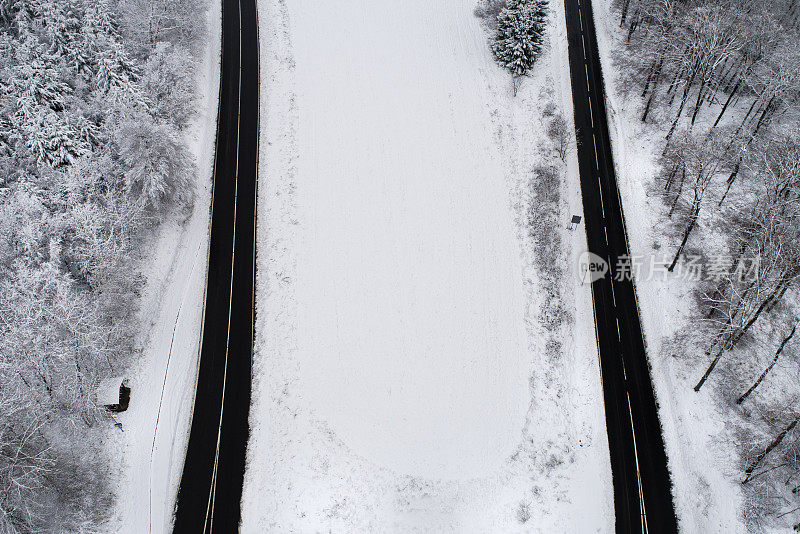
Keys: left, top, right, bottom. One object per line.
{"left": 733, "top": 92, "right": 763, "bottom": 140}
{"left": 669, "top": 197, "right": 700, "bottom": 271}
{"left": 718, "top": 158, "right": 742, "bottom": 207}
{"left": 737, "top": 323, "right": 797, "bottom": 404}
{"left": 666, "top": 73, "right": 698, "bottom": 143}
{"left": 17, "top": 370, "right": 31, "bottom": 389}
{"left": 765, "top": 284, "right": 789, "bottom": 314}
{"left": 728, "top": 281, "right": 789, "bottom": 350}
{"left": 664, "top": 163, "right": 679, "bottom": 191}
{"left": 783, "top": 0, "right": 799, "bottom": 25}
{"left": 743, "top": 417, "right": 799, "bottom": 484}
{"left": 690, "top": 78, "right": 708, "bottom": 126}
{"left": 712, "top": 80, "right": 740, "bottom": 129}
{"left": 642, "top": 57, "right": 664, "bottom": 98}
{"left": 666, "top": 47, "right": 691, "bottom": 100}
{"left": 642, "top": 90, "right": 656, "bottom": 122}
{"left": 621, "top": 0, "right": 632, "bottom": 25}
{"left": 695, "top": 345, "right": 726, "bottom": 391}
{"left": 708, "top": 277, "right": 758, "bottom": 353}
{"left": 710, "top": 57, "right": 737, "bottom": 104}
{"left": 751, "top": 95, "right": 776, "bottom": 137}
{"left": 626, "top": 12, "right": 640, "bottom": 41}
{"left": 706, "top": 242, "right": 747, "bottom": 318}
{"left": 669, "top": 165, "right": 686, "bottom": 217}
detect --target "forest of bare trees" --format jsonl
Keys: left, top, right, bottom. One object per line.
{"left": 0, "top": 0, "right": 206, "bottom": 531}
{"left": 615, "top": 0, "right": 800, "bottom": 528}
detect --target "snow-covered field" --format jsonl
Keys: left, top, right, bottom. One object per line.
{"left": 107, "top": 4, "right": 221, "bottom": 532}
{"left": 243, "top": 0, "right": 612, "bottom": 531}
{"left": 591, "top": 0, "right": 749, "bottom": 531}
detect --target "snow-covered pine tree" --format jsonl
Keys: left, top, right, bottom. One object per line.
{"left": 491, "top": 0, "right": 549, "bottom": 95}
{"left": 27, "top": 113, "right": 92, "bottom": 167}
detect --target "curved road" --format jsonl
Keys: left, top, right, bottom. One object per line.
{"left": 172, "top": 0, "right": 258, "bottom": 531}
{"left": 564, "top": 0, "right": 679, "bottom": 532}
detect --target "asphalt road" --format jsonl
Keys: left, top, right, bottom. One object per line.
{"left": 172, "top": 0, "right": 258, "bottom": 531}
{"left": 563, "top": 0, "right": 679, "bottom": 531}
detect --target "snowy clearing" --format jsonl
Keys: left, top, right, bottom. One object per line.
{"left": 291, "top": 0, "right": 529, "bottom": 480}
{"left": 243, "top": 0, "right": 612, "bottom": 531}
{"left": 107, "top": 4, "right": 221, "bottom": 532}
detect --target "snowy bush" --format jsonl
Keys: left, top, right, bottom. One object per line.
{"left": 516, "top": 501, "right": 531, "bottom": 523}
{"left": 547, "top": 114, "right": 570, "bottom": 162}
{"left": 474, "top": 0, "right": 507, "bottom": 30}
{"left": 530, "top": 164, "right": 571, "bottom": 333}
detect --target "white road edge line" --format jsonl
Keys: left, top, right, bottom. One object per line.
{"left": 627, "top": 391, "right": 649, "bottom": 533}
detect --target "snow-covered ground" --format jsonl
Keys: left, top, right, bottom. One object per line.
{"left": 243, "top": 0, "right": 612, "bottom": 531}
{"left": 591, "top": 0, "right": 750, "bottom": 532}
{"left": 107, "top": 4, "right": 221, "bottom": 532}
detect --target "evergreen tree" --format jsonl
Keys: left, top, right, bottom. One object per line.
{"left": 491, "top": 0, "right": 549, "bottom": 95}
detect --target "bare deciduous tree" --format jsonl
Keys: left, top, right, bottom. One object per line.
{"left": 737, "top": 320, "right": 797, "bottom": 404}
{"left": 547, "top": 114, "right": 570, "bottom": 162}
{"left": 664, "top": 129, "right": 731, "bottom": 271}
